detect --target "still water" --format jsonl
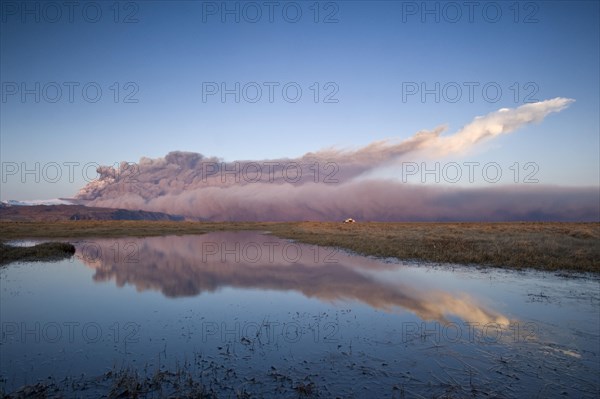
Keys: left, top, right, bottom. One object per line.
{"left": 1, "top": 232, "right": 598, "bottom": 397}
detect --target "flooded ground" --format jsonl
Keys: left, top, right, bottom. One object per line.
{"left": 1, "top": 231, "right": 599, "bottom": 397}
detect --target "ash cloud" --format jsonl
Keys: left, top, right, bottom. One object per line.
{"left": 75, "top": 98, "right": 599, "bottom": 221}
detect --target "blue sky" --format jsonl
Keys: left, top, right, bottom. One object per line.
{"left": 1, "top": 0, "right": 599, "bottom": 200}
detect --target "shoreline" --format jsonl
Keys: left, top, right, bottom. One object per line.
{"left": 0, "top": 221, "right": 598, "bottom": 273}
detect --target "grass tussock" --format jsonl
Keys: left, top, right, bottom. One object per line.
{"left": 0, "top": 221, "right": 598, "bottom": 272}
{"left": 0, "top": 242, "right": 76, "bottom": 266}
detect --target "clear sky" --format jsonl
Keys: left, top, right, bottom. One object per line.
{"left": 1, "top": 0, "right": 599, "bottom": 201}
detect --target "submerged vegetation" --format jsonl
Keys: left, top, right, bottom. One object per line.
{"left": 0, "top": 221, "right": 598, "bottom": 272}
{"left": 1, "top": 353, "right": 323, "bottom": 398}
{"left": 0, "top": 241, "right": 75, "bottom": 266}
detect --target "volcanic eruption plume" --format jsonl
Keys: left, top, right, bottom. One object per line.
{"left": 75, "top": 98, "right": 599, "bottom": 221}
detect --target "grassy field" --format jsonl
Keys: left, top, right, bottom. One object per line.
{"left": 0, "top": 221, "right": 598, "bottom": 272}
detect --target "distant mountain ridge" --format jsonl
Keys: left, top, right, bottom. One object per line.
{"left": 0, "top": 204, "right": 185, "bottom": 222}
{"left": 1, "top": 199, "right": 75, "bottom": 206}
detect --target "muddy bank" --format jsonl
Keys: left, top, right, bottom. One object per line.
{"left": 0, "top": 242, "right": 75, "bottom": 266}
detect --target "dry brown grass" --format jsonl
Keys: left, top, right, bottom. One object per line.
{"left": 0, "top": 221, "right": 273, "bottom": 238}
{"left": 0, "top": 221, "right": 598, "bottom": 272}
{"left": 268, "top": 222, "right": 600, "bottom": 273}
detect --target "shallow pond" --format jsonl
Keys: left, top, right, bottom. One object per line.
{"left": 1, "top": 232, "right": 598, "bottom": 397}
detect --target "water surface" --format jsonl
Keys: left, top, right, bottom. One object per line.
{"left": 1, "top": 232, "right": 598, "bottom": 397}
